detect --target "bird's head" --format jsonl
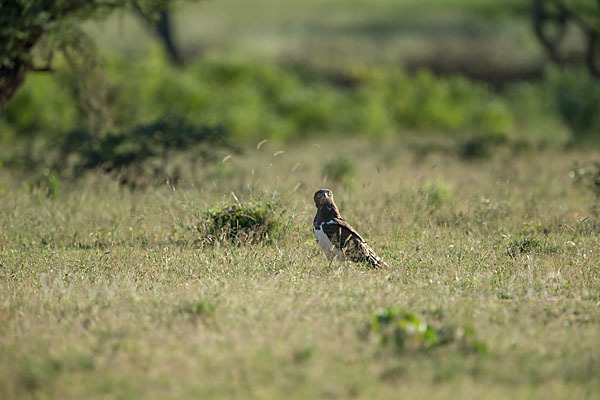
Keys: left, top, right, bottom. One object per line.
{"left": 314, "top": 189, "right": 334, "bottom": 208}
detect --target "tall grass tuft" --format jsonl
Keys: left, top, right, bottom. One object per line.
{"left": 200, "top": 199, "right": 286, "bottom": 244}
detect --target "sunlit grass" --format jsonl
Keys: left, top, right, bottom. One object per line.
{"left": 0, "top": 138, "right": 599, "bottom": 399}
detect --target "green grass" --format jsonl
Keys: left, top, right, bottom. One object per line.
{"left": 1, "top": 138, "right": 599, "bottom": 399}
{"left": 2, "top": 1, "right": 599, "bottom": 396}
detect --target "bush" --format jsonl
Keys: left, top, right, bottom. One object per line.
{"left": 30, "top": 169, "right": 61, "bottom": 200}
{"left": 507, "top": 237, "right": 542, "bottom": 258}
{"left": 419, "top": 179, "right": 455, "bottom": 213}
{"left": 178, "top": 300, "right": 216, "bottom": 320}
{"left": 1, "top": 53, "right": 535, "bottom": 147}
{"left": 201, "top": 199, "right": 285, "bottom": 244}
{"left": 569, "top": 160, "right": 600, "bottom": 198}
{"left": 1, "top": 71, "right": 78, "bottom": 138}
{"left": 368, "top": 307, "right": 486, "bottom": 354}
{"left": 370, "top": 307, "right": 440, "bottom": 351}
{"left": 549, "top": 69, "right": 600, "bottom": 143}
{"left": 58, "top": 114, "right": 228, "bottom": 185}
{"left": 6, "top": 53, "right": 592, "bottom": 175}
{"left": 459, "top": 133, "right": 508, "bottom": 160}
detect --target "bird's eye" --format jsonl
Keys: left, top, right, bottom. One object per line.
{"left": 317, "top": 193, "right": 322, "bottom": 198}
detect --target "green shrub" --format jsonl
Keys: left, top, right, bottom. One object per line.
{"left": 178, "top": 300, "right": 216, "bottom": 319}
{"left": 569, "top": 160, "right": 600, "bottom": 198}
{"left": 58, "top": 115, "right": 228, "bottom": 185}
{"left": 507, "top": 237, "right": 541, "bottom": 258}
{"left": 18, "top": 352, "right": 94, "bottom": 392}
{"left": 549, "top": 69, "right": 600, "bottom": 142}
{"left": 459, "top": 133, "right": 508, "bottom": 160}
{"left": 370, "top": 307, "right": 439, "bottom": 351}
{"left": 419, "top": 179, "right": 455, "bottom": 212}
{"left": 201, "top": 199, "right": 285, "bottom": 244}
{"left": 1, "top": 71, "right": 78, "bottom": 137}
{"left": 30, "top": 169, "right": 61, "bottom": 199}
{"left": 2, "top": 52, "right": 581, "bottom": 165}
{"left": 1, "top": 53, "right": 527, "bottom": 146}
{"left": 369, "top": 307, "right": 486, "bottom": 354}
{"left": 478, "top": 101, "right": 514, "bottom": 137}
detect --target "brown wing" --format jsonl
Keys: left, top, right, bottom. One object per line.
{"left": 321, "top": 218, "right": 365, "bottom": 251}
{"left": 345, "top": 237, "right": 389, "bottom": 268}
{"left": 322, "top": 218, "right": 388, "bottom": 268}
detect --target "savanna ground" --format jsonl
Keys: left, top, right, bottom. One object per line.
{"left": 2, "top": 0, "right": 600, "bottom": 398}
{"left": 1, "top": 138, "right": 600, "bottom": 399}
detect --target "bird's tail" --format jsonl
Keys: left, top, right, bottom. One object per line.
{"left": 368, "top": 254, "right": 389, "bottom": 269}
{"left": 362, "top": 243, "right": 389, "bottom": 269}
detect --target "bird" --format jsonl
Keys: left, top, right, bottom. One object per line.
{"left": 312, "top": 189, "right": 389, "bottom": 268}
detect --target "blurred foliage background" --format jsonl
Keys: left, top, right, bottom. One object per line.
{"left": 1, "top": 0, "right": 599, "bottom": 178}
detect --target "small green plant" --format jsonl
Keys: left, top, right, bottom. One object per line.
{"left": 459, "top": 133, "right": 508, "bottom": 160}
{"left": 368, "top": 307, "right": 486, "bottom": 354}
{"left": 370, "top": 307, "right": 439, "bottom": 351}
{"left": 419, "top": 179, "right": 455, "bottom": 212}
{"left": 323, "top": 156, "right": 355, "bottom": 186}
{"left": 507, "top": 237, "right": 541, "bottom": 257}
{"left": 18, "top": 352, "right": 94, "bottom": 392}
{"left": 201, "top": 199, "right": 285, "bottom": 244}
{"left": 569, "top": 161, "right": 600, "bottom": 198}
{"left": 292, "top": 345, "right": 314, "bottom": 364}
{"left": 31, "top": 169, "right": 61, "bottom": 199}
{"left": 178, "top": 300, "right": 216, "bottom": 319}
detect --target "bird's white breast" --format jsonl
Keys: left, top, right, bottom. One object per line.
{"left": 313, "top": 222, "right": 341, "bottom": 260}
{"left": 313, "top": 223, "right": 331, "bottom": 250}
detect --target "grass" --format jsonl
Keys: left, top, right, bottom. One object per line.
{"left": 2, "top": 1, "right": 598, "bottom": 397}
{"left": 1, "top": 137, "right": 599, "bottom": 399}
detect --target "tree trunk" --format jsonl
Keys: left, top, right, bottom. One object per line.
{"left": 155, "top": 10, "right": 183, "bottom": 65}
{"left": 132, "top": 1, "right": 184, "bottom": 66}
{"left": 0, "top": 62, "right": 29, "bottom": 111}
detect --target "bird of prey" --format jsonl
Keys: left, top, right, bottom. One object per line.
{"left": 312, "top": 189, "right": 389, "bottom": 268}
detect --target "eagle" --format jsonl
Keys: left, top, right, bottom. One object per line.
{"left": 312, "top": 189, "right": 389, "bottom": 268}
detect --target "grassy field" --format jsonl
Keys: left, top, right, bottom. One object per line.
{"left": 2, "top": 1, "right": 600, "bottom": 398}
{"left": 1, "top": 138, "right": 599, "bottom": 399}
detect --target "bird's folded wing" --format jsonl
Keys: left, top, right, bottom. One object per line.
{"left": 321, "top": 218, "right": 365, "bottom": 249}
